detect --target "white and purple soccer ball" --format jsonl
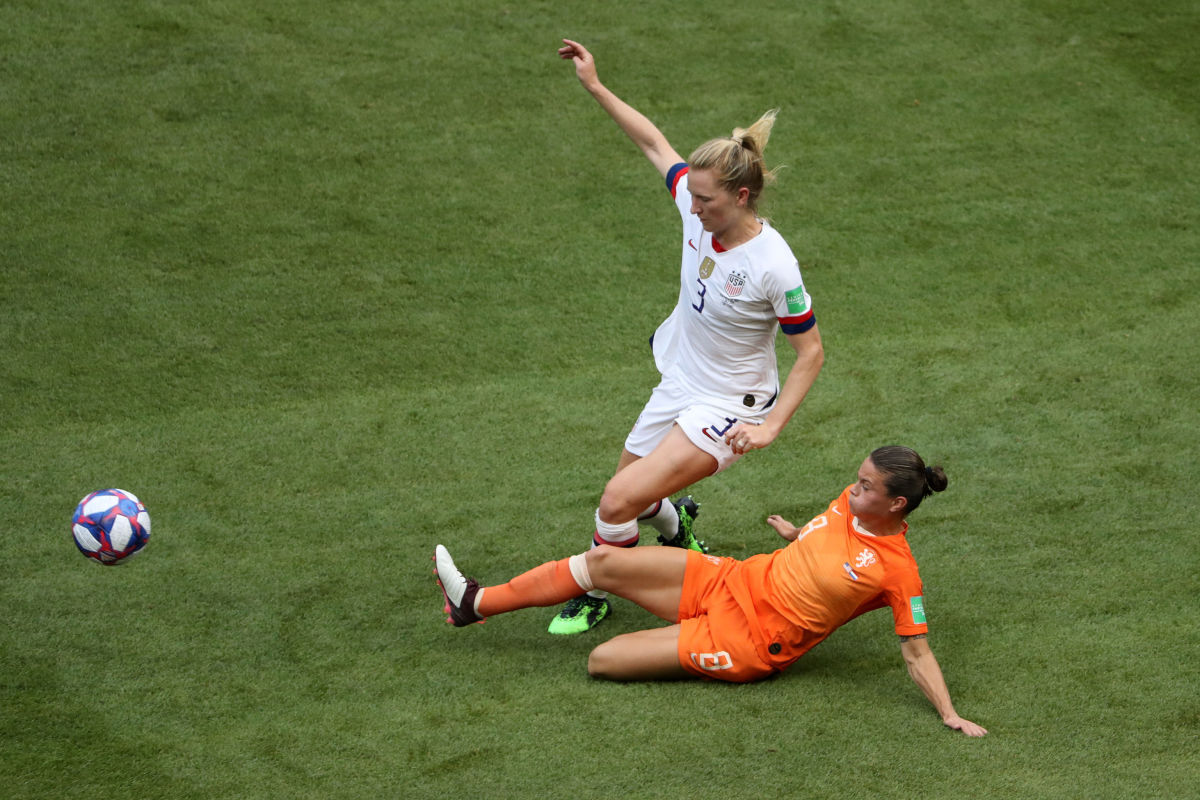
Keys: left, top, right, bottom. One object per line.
{"left": 71, "top": 489, "right": 151, "bottom": 565}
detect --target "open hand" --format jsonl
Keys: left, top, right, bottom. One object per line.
{"left": 944, "top": 716, "right": 988, "bottom": 737}
{"left": 766, "top": 515, "right": 800, "bottom": 542}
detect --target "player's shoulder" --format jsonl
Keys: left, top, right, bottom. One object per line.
{"left": 745, "top": 223, "right": 800, "bottom": 272}
{"left": 758, "top": 219, "right": 795, "bottom": 250}
{"left": 878, "top": 533, "right": 920, "bottom": 572}
{"left": 666, "top": 162, "right": 690, "bottom": 199}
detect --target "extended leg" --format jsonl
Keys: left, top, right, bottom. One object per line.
{"left": 435, "top": 544, "right": 687, "bottom": 625}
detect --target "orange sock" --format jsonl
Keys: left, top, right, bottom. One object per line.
{"left": 477, "top": 558, "right": 583, "bottom": 616}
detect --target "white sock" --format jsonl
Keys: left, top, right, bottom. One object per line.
{"left": 639, "top": 498, "right": 678, "bottom": 539}
{"left": 593, "top": 510, "right": 639, "bottom": 546}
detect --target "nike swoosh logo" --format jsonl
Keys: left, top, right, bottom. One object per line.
{"left": 687, "top": 239, "right": 697, "bottom": 251}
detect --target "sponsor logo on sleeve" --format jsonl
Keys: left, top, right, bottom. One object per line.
{"left": 785, "top": 286, "right": 809, "bottom": 315}
{"left": 910, "top": 596, "right": 927, "bottom": 625}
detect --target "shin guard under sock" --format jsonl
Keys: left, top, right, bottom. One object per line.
{"left": 477, "top": 556, "right": 588, "bottom": 616}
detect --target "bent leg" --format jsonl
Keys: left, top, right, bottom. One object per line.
{"left": 587, "top": 544, "right": 687, "bottom": 621}
{"left": 613, "top": 447, "right": 641, "bottom": 475}
{"left": 598, "top": 426, "right": 717, "bottom": 523}
{"left": 588, "top": 625, "right": 691, "bottom": 681}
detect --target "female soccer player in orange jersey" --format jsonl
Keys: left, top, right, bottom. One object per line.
{"left": 435, "top": 446, "right": 988, "bottom": 737}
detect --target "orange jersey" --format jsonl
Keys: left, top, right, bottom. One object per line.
{"left": 722, "top": 487, "right": 928, "bottom": 671}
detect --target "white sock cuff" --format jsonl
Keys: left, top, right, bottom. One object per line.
{"left": 641, "top": 498, "right": 678, "bottom": 537}
{"left": 568, "top": 552, "right": 594, "bottom": 592}
{"left": 637, "top": 499, "right": 663, "bottom": 520}
{"left": 594, "top": 509, "right": 639, "bottom": 545}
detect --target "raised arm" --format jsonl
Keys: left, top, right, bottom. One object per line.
{"left": 558, "top": 39, "right": 684, "bottom": 178}
{"left": 899, "top": 634, "right": 988, "bottom": 737}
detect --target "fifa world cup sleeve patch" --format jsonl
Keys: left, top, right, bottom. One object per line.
{"left": 785, "top": 286, "right": 810, "bottom": 315}
{"left": 909, "top": 596, "right": 927, "bottom": 625}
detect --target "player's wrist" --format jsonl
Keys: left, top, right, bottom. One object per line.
{"left": 759, "top": 418, "right": 784, "bottom": 440}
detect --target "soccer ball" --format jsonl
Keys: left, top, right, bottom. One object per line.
{"left": 71, "top": 489, "right": 151, "bottom": 565}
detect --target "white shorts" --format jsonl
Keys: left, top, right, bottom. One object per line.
{"left": 624, "top": 376, "right": 770, "bottom": 474}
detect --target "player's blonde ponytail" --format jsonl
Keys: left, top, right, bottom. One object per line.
{"left": 687, "top": 109, "right": 780, "bottom": 213}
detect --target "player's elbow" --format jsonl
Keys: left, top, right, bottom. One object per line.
{"left": 807, "top": 338, "right": 825, "bottom": 370}
{"left": 900, "top": 636, "right": 932, "bottom": 667}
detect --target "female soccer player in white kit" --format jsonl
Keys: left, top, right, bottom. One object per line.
{"left": 550, "top": 40, "right": 825, "bottom": 634}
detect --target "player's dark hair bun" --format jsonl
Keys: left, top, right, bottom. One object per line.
{"left": 925, "top": 465, "right": 948, "bottom": 494}
{"left": 870, "top": 445, "right": 947, "bottom": 515}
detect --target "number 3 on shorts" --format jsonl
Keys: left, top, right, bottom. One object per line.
{"left": 689, "top": 651, "right": 733, "bottom": 671}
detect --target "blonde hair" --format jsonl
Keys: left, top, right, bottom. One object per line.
{"left": 687, "top": 109, "right": 779, "bottom": 213}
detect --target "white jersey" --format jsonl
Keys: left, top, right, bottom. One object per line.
{"left": 650, "top": 164, "right": 815, "bottom": 413}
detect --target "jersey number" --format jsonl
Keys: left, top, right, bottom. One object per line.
{"left": 689, "top": 651, "right": 733, "bottom": 671}
{"left": 795, "top": 514, "right": 828, "bottom": 543}
{"left": 708, "top": 417, "right": 739, "bottom": 441}
{"left": 691, "top": 278, "right": 707, "bottom": 313}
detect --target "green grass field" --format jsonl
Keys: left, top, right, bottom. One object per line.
{"left": 2, "top": 1, "right": 1198, "bottom": 797}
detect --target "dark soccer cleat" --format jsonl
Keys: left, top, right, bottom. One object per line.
{"left": 433, "top": 544, "right": 484, "bottom": 626}
{"left": 547, "top": 594, "right": 610, "bottom": 635}
{"left": 658, "top": 496, "right": 707, "bottom": 553}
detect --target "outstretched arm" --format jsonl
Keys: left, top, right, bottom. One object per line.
{"left": 899, "top": 635, "right": 988, "bottom": 737}
{"left": 558, "top": 39, "right": 684, "bottom": 178}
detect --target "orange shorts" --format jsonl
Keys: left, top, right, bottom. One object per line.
{"left": 676, "top": 551, "right": 776, "bottom": 683}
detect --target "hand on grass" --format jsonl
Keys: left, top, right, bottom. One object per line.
{"left": 944, "top": 716, "right": 988, "bottom": 737}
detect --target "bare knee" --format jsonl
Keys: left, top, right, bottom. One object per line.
{"left": 584, "top": 545, "right": 620, "bottom": 587}
{"left": 597, "top": 481, "right": 642, "bottom": 523}
{"left": 587, "top": 640, "right": 622, "bottom": 681}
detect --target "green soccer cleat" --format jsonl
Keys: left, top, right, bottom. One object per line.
{"left": 547, "top": 594, "right": 610, "bottom": 635}
{"left": 657, "top": 496, "right": 707, "bottom": 553}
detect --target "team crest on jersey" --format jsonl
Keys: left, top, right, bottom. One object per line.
{"left": 855, "top": 548, "right": 877, "bottom": 569}
{"left": 725, "top": 270, "right": 747, "bottom": 297}
{"left": 698, "top": 257, "right": 716, "bottom": 279}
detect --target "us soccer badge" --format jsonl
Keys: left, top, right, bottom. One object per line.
{"left": 725, "top": 270, "right": 747, "bottom": 297}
